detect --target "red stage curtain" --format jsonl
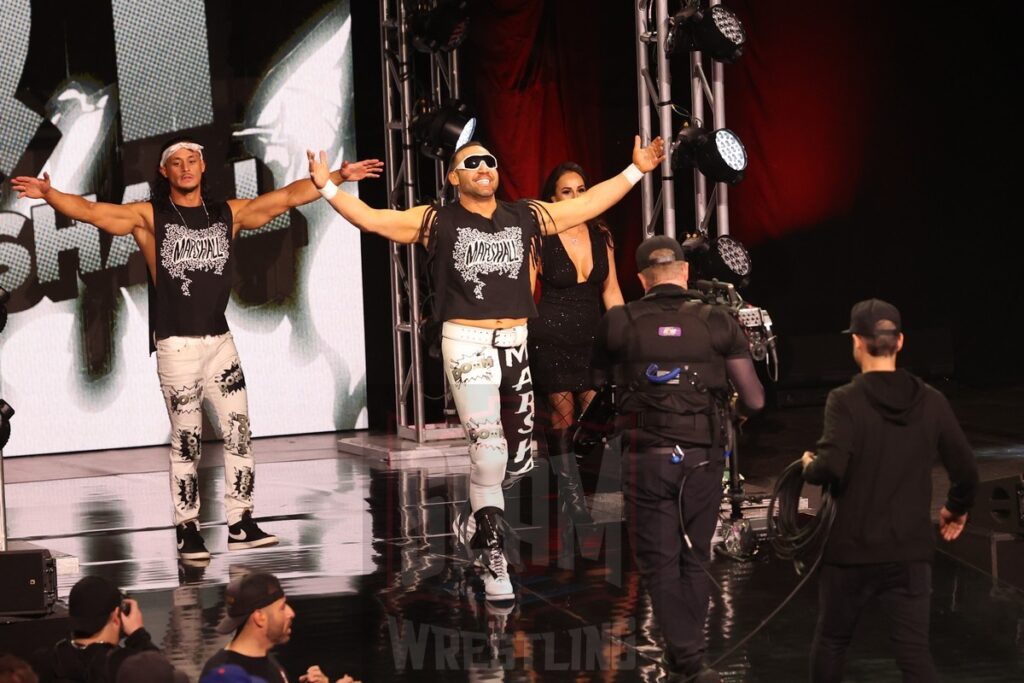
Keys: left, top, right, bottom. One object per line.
{"left": 726, "top": 1, "right": 885, "bottom": 245}
{"left": 466, "top": 0, "right": 605, "bottom": 202}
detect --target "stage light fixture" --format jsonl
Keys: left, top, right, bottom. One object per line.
{"left": 689, "top": 234, "right": 752, "bottom": 288}
{"left": 667, "top": 2, "right": 746, "bottom": 63}
{"left": 0, "top": 286, "right": 9, "bottom": 334}
{"left": 412, "top": 99, "right": 477, "bottom": 160}
{"left": 0, "top": 400, "right": 13, "bottom": 450}
{"left": 408, "top": 0, "right": 471, "bottom": 54}
{"left": 672, "top": 123, "right": 747, "bottom": 185}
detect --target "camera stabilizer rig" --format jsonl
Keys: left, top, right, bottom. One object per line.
{"left": 691, "top": 279, "right": 780, "bottom": 561}
{"left": 570, "top": 278, "right": 780, "bottom": 562}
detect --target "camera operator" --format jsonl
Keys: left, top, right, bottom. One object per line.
{"left": 592, "top": 236, "right": 764, "bottom": 681}
{"left": 801, "top": 299, "right": 978, "bottom": 682}
{"left": 32, "top": 576, "right": 158, "bottom": 683}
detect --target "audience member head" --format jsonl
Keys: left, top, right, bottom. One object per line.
{"left": 0, "top": 654, "right": 38, "bottom": 683}
{"left": 116, "top": 651, "right": 188, "bottom": 683}
{"left": 216, "top": 572, "right": 294, "bottom": 650}
{"left": 68, "top": 575, "right": 124, "bottom": 641}
{"left": 199, "top": 664, "right": 252, "bottom": 683}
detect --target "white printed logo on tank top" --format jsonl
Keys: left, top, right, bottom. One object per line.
{"left": 160, "top": 222, "right": 231, "bottom": 296}
{"left": 452, "top": 225, "right": 524, "bottom": 299}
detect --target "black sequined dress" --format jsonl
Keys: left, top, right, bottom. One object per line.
{"left": 528, "top": 225, "right": 608, "bottom": 393}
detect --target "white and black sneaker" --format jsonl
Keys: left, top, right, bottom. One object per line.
{"left": 176, "top": 521, "right": 211, "bottom": 561}
{"left": 227, "top": 511, "right": 278, "bottom": 551}
{"left": 481, "top": 546, "right": 514, "bottom": 602}
{"left": 469, "top": 507, "right": 515, "bottom": 602}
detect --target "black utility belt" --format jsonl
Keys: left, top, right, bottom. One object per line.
{"left": 617, "top": 411, "right": 708, "bottom": 429}
{"left": 627, "top": 446, "right": 725, "bottom": 464}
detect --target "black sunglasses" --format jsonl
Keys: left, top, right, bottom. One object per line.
{"left": 454, "top": 154, "right": 498, "bottom": 171}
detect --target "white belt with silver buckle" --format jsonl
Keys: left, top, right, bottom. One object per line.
{"left": 442, "top": 322, "right": 527, "bottom": 348}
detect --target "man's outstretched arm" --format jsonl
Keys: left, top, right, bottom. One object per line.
{"left": 10, "top": 172, "right": 151, "bottom": 236}
{"left": 535, "top": 135, "right": 665, "bottom": 235}
{"left": 308, "top": 150, "right": 427, "bottom": 245}
{"left": 230, "top": 157, "right": 384, "bottom": 234}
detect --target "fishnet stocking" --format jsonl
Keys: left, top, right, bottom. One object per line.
{"left": 545, "top": 389, "right": 598, "bottom": 431}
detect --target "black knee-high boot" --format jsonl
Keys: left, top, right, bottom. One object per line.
{"left": 547, "top": 428, "right": 592, "bottom": 527}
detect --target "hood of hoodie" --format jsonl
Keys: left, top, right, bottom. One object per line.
{"left": 854, "top": 368, "right": 925, "bottom": 425}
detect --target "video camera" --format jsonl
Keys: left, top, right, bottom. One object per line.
{"left": 694, "top": 279, "right": 778, "bottom": 379}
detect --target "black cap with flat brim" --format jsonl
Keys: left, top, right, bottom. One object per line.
{"left": 843, "top": 298, "right": 902, "bottom": 336}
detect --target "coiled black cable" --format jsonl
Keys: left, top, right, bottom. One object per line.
{"left": 767, "top": 459, "right": 836, "bottom": 574}
{"left": 673, "top": 459, "right": 837, "bottom": 682}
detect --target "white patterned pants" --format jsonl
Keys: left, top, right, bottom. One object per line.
{"left": 441, "top": 323, "right": 535, "bottom": 512}
{"left": 156, "top": 332, "right": 255, "bottom": 526}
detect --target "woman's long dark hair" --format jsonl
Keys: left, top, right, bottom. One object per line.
{"left": 539, "top": 161, "right": 613, "bottom": 248}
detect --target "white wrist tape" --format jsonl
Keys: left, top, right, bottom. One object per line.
{"left": 318, "top": 180, "right": 339, "bottom": 200}
{"left": 622, "top": 163, "right": 644, "bottom": 186}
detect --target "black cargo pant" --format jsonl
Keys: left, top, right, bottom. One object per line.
{"left": 622, "top": 442, "right": 725, "bottom": 672}
{"left": 811, "top": 561, "right": 936, "bottom": 682}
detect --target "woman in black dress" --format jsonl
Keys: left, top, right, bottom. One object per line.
{"left": 529, "top": 162, "right": 624, "bottom": 526}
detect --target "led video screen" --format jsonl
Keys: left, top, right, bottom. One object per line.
{"left": 0, "top": 0, "right": 367, "bottom": 456}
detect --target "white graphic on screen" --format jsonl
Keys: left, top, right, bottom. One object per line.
{"left": 452, "top": 226, "right": 524, "bottom": 299}
{"left": 160, "top": 222, "right": 230, "bottom": 296}
{"left": 0, "top": 3, "right": 367, "bottom": 457}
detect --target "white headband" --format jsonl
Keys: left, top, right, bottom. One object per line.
{"left": 160, "top": 142, "right": 204, "bottom": 167}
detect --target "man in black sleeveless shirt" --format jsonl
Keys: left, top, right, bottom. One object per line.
{"left": 307, "top": 136, "right": 665, "bottom": 603}
{"left": 12, "top": 137, "right": 382, "bottom": 561}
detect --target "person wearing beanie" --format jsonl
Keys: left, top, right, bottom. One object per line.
{"left": 32, "top": 575, "right": 158, "bottom": 683}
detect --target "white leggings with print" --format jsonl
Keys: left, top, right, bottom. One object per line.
{"left": 441, "top": 322, "right": 535, "bottom": 512}
{"left": 156, "top": 332, "right": 255, "bottom": 526}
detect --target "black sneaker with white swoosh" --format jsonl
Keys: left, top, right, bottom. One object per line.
{"left": 227, "top": 510, "right": 278, "bottom": 550}
{"left": 176, "top": 520, "right": 211, "bottom": 560}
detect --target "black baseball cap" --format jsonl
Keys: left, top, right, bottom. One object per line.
{"left": 69, "top": 575, "right": 123, "bottom": 636}
{"left": 215, "top": 572, "right": 285, "bottom": 634}
{"left": 635, "top": 235, "right": 686, "bottom": 271}
{"left": 843, "top": 298, "right": 902, "bottom": 336}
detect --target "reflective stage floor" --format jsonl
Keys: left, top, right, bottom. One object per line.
{"left": 3, "top": 385, "right": 1024, "bottom": 681}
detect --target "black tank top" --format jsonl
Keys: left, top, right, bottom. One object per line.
{"left": 150, "top": 200, "right": 235, "bottom": 346}
{"left": 428, "top": 200, "right": 541, "bottom": 321}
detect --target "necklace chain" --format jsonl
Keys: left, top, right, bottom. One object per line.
{"left": 172, "top": 199, "right": 210, "bottom": 231}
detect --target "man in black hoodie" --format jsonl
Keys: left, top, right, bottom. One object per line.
{"left": 32, "top": 576, "right": 158, "bottom": 683}
{"left": 802, "top": 298, "right": 978, "bottom": 683}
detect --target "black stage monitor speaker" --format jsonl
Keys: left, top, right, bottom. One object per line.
{"left": 969, "top": 474, "right": 1024, "bottom": 535}
{"left": 0, "top": 548, "right": 58, "bottom": 616}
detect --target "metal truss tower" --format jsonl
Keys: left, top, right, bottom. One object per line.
{"left": 378, "top": 0, "right": 465, "bottom": 443}
{"left": 635, "top": 0, "right": 734, "bottom": 239}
